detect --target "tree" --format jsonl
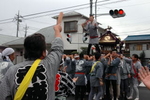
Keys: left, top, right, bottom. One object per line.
{"left": 80, "top": 47, "right": 88, "bottom": 54}
{"left": 71, "top": 51, "right": 79, "bottom": 55}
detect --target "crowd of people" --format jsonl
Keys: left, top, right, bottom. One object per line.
{"left": 0, "top": 12, "right": 149, "bottom": 100}
{"left": 57, "top": 50, "right": 143, "bottom": 100}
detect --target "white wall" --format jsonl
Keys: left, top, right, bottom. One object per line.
{"left": 130, "top": 50, "right": 150, "bottom": 58}
{"left": 61, "top": 16, "right": 88, "bottom": 52}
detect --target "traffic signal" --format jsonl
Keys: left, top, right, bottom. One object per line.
{"left": 109, "top": 9, "right": 125, "bottom": 18}
{"left": 66, "top": 34, "right": 72, "bottom": 43}
{"left": 82, "top": 33, "right": 88, "bottom": 43}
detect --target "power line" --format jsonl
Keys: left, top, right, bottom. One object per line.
{"left": 99, "top": 1, "right": 150, "bottom": 10}
{"left": 117, "top": 28, "right": 150, "bottom": 34}
{"left": 120, "top": 31, "right": 150, "bottom": 36}
{"left": 0, "top": 21, "right": 14, "bottom": 24}
{"left": 108, "top": 19, "right": 150, "bottom": 28}
{"left": 19, "top": 0, "right": 126, "bottom": 20}
{"left": 0, "top": 18, "right": 14, "bottom": 22}
{"left": 20, "top": 24, "right": 40, "bottom": 30}
{"left": 25, "top": 19, "right": 50, "bottom": 25}
{"left": 114, "top": 1, "right": 150, "bottom": 8}
{"left": 0, "top": 0, "right": 110, "bottom": 23}
{"left": 0, "top": 0, "right": 126, "bottom": 24}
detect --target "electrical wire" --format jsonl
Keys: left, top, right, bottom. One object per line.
{"left": 19, "top": 0, "right": 126, "bottom": 20}
{"left": 116, "top": 28, "right": 150, "bottom": 34}
{"left": 0, "top": 0, "right": 110, "bottom": 23}
{"left": 0, "top": 0, "right": 127, "bottom": 24}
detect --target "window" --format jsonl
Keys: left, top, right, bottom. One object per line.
{"left": 142, "top": 44, "right": 147, "bottom": 50}
{"left": 64, "top": 21, "right": 78, "bottom": 33}
{"left": 129, "top": 44, "right": 135, "bottom": 50}
{"left": 147, "top": 44, "right": 150, "bottom": 50}
{"left": 136, "top": 44, "right": 142, "bottom": 50}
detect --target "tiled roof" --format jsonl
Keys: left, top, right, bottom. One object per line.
{"left": 0, "top": 34, "right": 20, "bottom": 45}
{"left": 124, "top": 34, "right": 150, "bottom": 41}
{"left": 2, "top": 26, "right": 55, "bottom": 46}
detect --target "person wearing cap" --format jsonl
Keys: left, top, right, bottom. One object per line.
{"left": 82, "top": 14, "right": 100, "bottom": 55}
{"left": 55, "top": 60, "right": 78, "bottom": 100}
{"left": 0, "top": 47, "right": 15, "bottom": 83}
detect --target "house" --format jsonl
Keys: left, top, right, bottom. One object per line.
{"left": 1, "top": 26, "right": 54, "bottom": 64}
{"left": 52, "top": 11, "right": 120, "bottom": 54}
{"left": 124, "top": 34, "right": 150, "bottom": 65}
{"left": 0, "top": 34, "right": 20, "bottom": 52}
{"left": 2, "top": 11, "right": 115, "bottom": 63}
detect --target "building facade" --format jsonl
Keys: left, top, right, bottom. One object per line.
{"left": 124, "top": 34, "right": 150, "bottom": 65}
{"left": 2, "top": 11, "right": 106, "bottom": 63}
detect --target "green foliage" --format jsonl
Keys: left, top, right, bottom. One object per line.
{"left": 80, "top": 47, "right": 88, "bottom": 54}
{"left": 71, "top": 51, "right": 79, "bottom": 55}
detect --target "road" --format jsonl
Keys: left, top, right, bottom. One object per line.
{"left": 67, "top": 86, "right": 150, "bottom": 100}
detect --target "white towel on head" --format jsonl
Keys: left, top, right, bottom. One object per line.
{"left": 2, "top": 48, "right": 14, "bottom": 57}
{"left": 2, "top": 48, "right": 15, "bottom": 62}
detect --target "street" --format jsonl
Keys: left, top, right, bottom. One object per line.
{"left": 67, "top": 86, "right": 150, "bottom": 100}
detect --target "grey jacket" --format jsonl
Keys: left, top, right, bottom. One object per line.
{"left": 119, "top": 59, "right": 130, "bottom": 79}
{"left": 84, "top": 20, "right": 99, "bottom": 44}
{"left": 0, "top": 61, "right": 14, "bottom": 83}
{"left": 74, "top": 59, "right": 89, "bottom": 86}
{"left": 64, "top": 57, "right": 76, "bottom": 78}
{"left": 105, "top": 57, "right": 120, "bottom": 80}
{"left": 101, "top": 58, "right": 108, "bottom": 79}
{"left": 0, "top": 37, "right": 63, "bottom": 100}
{"left": 90, "top": 61, "right": 103, "bottom": 87}
{"left": 123, "top": 57, "right": 142, "bottom": 76}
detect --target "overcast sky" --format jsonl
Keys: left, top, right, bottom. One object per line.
{"left": 0, "top": 0, "right": 150, "bottom": 40}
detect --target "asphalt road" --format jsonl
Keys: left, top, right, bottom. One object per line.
{"left": 139, "top": 87, "right": 150, "bottom": 100}
{"left": 67, "top": 87, "right": 150, "bottom": 100}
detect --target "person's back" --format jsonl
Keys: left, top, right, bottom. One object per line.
{"left": 0, "top": 24, "right": 63, "bottom": 100}
{"left": 0, "top": 61, "right": 13, "bottom": 82}
{"left": 0, "top": 48, "right": 15, "bottom": 83}
{"left": 55, "top": 60, "right": 78, "bottom": 100}
{"left": 55, "top": 71, "right": 75, "bottom": 99}
{"left": 89, "top": 52, "right": 104, "bottom": 100}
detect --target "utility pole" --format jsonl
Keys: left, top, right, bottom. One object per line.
{"left": 24, "top": 25, "right": 29, "bottom": 37}
{"left": 90, "top": 0, "right": 93, "bottom": 15}
{"left": 95, "top": 0, "right": 98, "bottom": 21}
{"left": 15, "top": 11, "right": 22, "bottom": 37}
